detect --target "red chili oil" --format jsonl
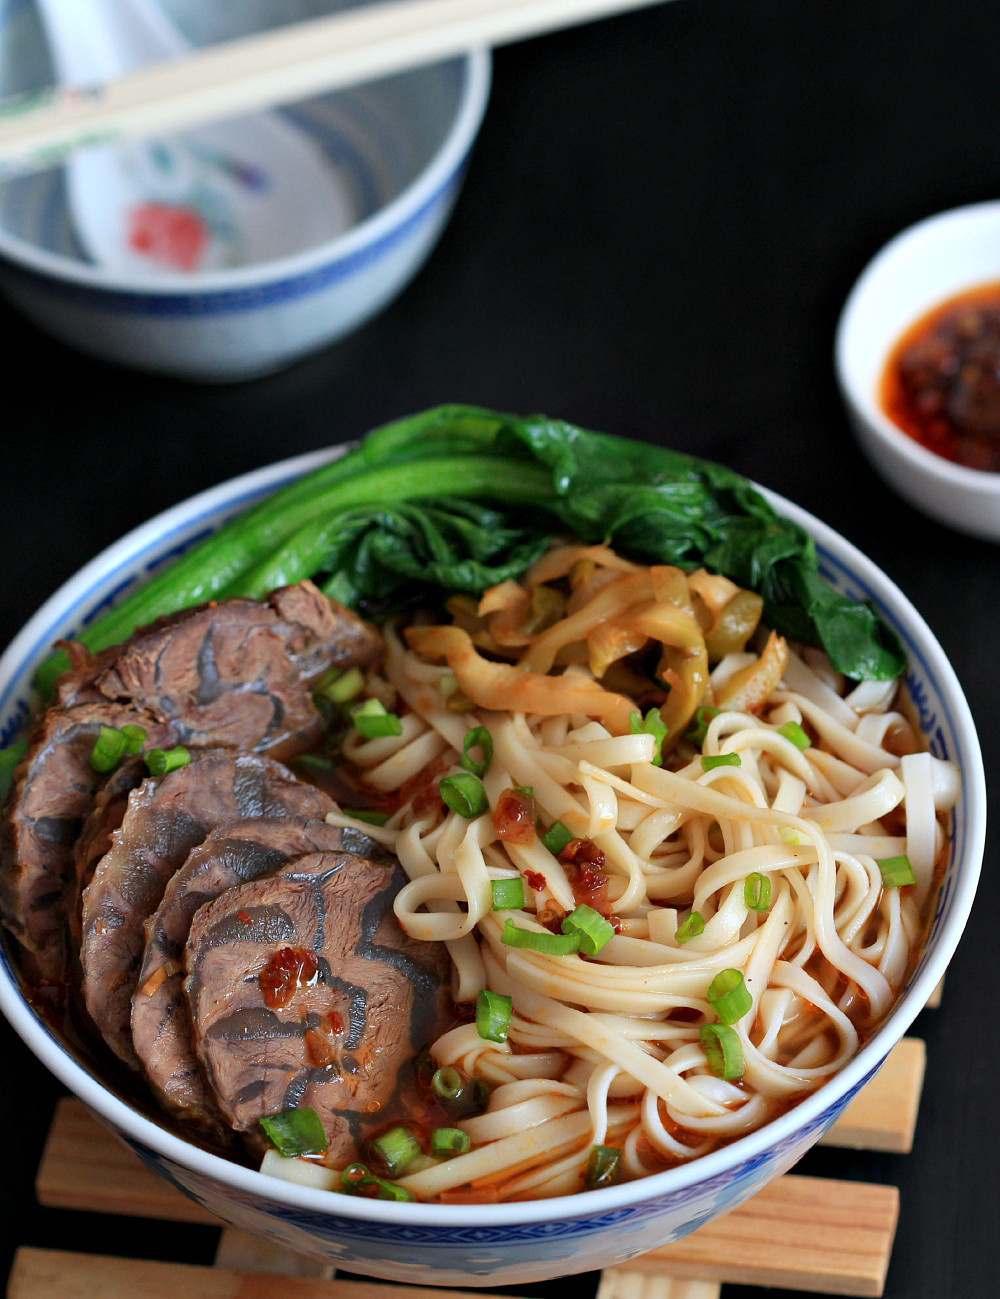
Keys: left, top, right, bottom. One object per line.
{"left": 258, "top": 946, "right": 319, "bottom": 1009}
{"left": 880, "top": 279, "right": 1000, "bottom": 471}
{"left": 492, "top": 788, "right": 537, "bottom": 844}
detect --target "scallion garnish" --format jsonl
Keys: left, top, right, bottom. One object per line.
{"left": 539, "top": 820, "right": 574, "bottom": 856}
{"left": 339, "top": 1162, "right": 415, "bottom": 1201}
{"left": 460, "top": 725, "right": 493, "bottom": 777}
{"left": 352, "top": 698, "right": 403, "bottom": 739}
{"left": 701, "top": 752, "right": 741, "bottom": 771}
{"left": 366, "top": 1125, "right": 422, "bottom": 1178}
{"left": 684, "top": 705, "right": 718, "bottom": 747}
{"left": 511, "top": 784, "right": 534, "bottom": 799}
{"left": 877, "top": 854, "right": 917, "bottom": 887}
{"left": 491, "top": 877, "right": 526, "bottom": 911}
{"left": 675, "top": 911, "right": 705, "bottom": 944}
{"left": 584, "top": 1144, "right": 621, "bottom": 1190}
{"left": 144, "top": 745, "right": 190, "bottom": 777}
{"left": 502, "top": 919, "right": 582, "bottom": 956}
{"left": 89, "top": 725, "right": 127, "bottom": 773}
{"left": 430, "top": 1127, "right": 471, "bottom": 1157}
{"left": 429, "top": 1067, "right": 489, "bottom": 1117}
{"left": 707, "top": 968, "right": 752, "bottom": 1023}
{"left": 629, "top": 707, "right": 668, "bottom": 766}
{"left": 430, "top": 1066, "right": 464, "bottom": 1103}
{"left": 777, "top": 720, "right": 811, "bottom": 749}
{"left": 561, "top": 904, "right": 615, "bottom": 956}
{"left": 0, "top": 738, "right": 27, "bottom": 798}
{"left": 744, "top": 872, "right": 772, "bottom": 911}
{"left": 316, "top": 665, "right": 364, "bottom": 704}
{"left": 475, "top": 988, "right": 512, "bottom": 1043}
{"left": 700, "top": 1023, "right": 745, "bottom": 1081}
{"left": 342, "top": 808, "right": 390, "bottom": 826}
{"left": 259, "top": 1106, "right": 328, "bottom": 1157}
{"left": 121, "top": 724, "right": 147, "bottom": 754}
{"left": 439, "top": 772, "right": 489, "bottom": 818}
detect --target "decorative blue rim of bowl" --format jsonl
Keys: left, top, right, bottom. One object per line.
{"left": 0, "top": 49, "right": 491, "bottom": 302}
{"left": 0, "top": 447, "right": 986, "bottom": 1230}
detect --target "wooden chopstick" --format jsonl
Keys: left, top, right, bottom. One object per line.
{"left": 0, "top": 0, "right": 669, "bottom": 178}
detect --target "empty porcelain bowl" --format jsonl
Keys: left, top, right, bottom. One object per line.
{"left": 0, "top": 1, "right": 490, "bottom": 381}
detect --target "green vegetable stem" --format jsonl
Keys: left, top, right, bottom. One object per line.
{"left": 33, "top": 406, "right": 905, "bottom": 698}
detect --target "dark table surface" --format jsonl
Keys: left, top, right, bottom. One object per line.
{"left": 1, "top": 0, "right": 997, "bottom": 1294}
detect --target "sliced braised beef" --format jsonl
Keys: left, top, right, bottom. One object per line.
{"left": 134, "top": 817, "right": 371, "bottom": 1128}
{"left": 184, "top": 851, "right": 450, "bottom": 1166}
{"left": 80, "top": 752, "right": 334, "bottom": 1066}
{"left": 73, "top": 582, "right": 381, "bottom": 756}
{"left": 0, "top": 706, "right": 175, "bottom": 986}
{"left": 68, "top": 756, "right": 150, "bottom": 959}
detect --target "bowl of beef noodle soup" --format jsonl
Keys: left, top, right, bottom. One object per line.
{"left": 0, "top": 417, "right": 985, "bottom": 1285}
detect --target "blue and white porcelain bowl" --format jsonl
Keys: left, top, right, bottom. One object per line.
{"left": 0, "top": 1, "right": 490, "bottom": 381}
{"left": 0, "top": 450, "right": 986, "bottom": 1284}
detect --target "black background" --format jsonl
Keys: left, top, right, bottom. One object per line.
{"left": 1, "top": 1, "right": 998, "bottom": 1295}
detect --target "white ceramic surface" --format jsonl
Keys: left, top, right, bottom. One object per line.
{"left": 35, "top": 0, "right": 351, "bottom": 275}
{"left": 835, "top": 199, "right": 1000, "bottom": 540}
{"left": 0, "top": 447, "right": 985, "bottom": 1285}
{"left": 0, "top": 1, "right": 490, "bottom": 381}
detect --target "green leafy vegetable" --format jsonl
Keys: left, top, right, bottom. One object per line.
{"left": 34, "top": 406, "right": 905, "bottom": 696}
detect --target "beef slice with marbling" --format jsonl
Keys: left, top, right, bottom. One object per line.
{"left": 184, "top": 851, "right": 450, "bottom": 1166}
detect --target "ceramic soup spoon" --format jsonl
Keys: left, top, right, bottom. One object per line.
{"left": 35, "top": 0, "right": 354, "bottom": 274}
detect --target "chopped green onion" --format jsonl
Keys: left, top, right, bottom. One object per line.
{"left": 744, "top": 873, "right": 772, "bottom": 911}
{"left": 430, "top": 1066, "right": 464, "bottom": 1103}
{"left": 701, "top": 752, "right": 741, "bottom": 771}
{"left": 429, "top": 1067, "right": 489, "bottom": 1117}
{"left": 430, "top": 1127, "right": 471, "bottom": 1157}
{"left": 342, "top": 808, "right": 390, "bottom": 826}
{"left": 584, "top": 1144, "right": 621, "bottom": 1190}
{"left": 675, "top": 911, "right": 705, "bottom": 944}
{"left": 352, "top": 698, "right": 403, "bottom": 739}
{"left": 0, "top": 738, "right": 27, "bottom": 798}
{"left": 502, "top": 919, "right": 582, "bottom": 956}
{"left": 877, "top": 854, "right": 917, "bottom": 887}
{"left": 121, "top": 724, "right": 147, "bottom": 754}
{"left": 475, "top": 988, "right": 512, "bottom": 1043}
{"left": 439, "top": 772, "right": 489, "bottom": 818}
{"left": 779, "top": 826, "right": 803, "bottom": 845}
{"left": 366, "top": 1125, "right": 422, "bottom": 1177}
{"left": 777, "top": 720, "right": 810, "bottom": 749}
{"left": 144, "top": 746, "right": 190, "bottom": 777}
{"left": 707, "top": 968, "right": 752, "bottom": 1023}
{"left": 89, "top": 725, "right": 127, "bottom": 773}
{"left": 339, "top": 1162, "right": 415, "bottom": 1201}
{"left": 460, "top": 725, "right": 493, "bottom": 777}
{"left": 511, "top": 784, "right": 534, "bottom": 799}
{"left": 629, "top": 707, "right": 668, "bottom": 766}
{"left": 684, "top": 705, "right": 718, "bottom": 747}
{"left": 539, "top": 820, "right": 574, "bottom": 856}
{"left": 561, "top": 904, "right": 615, "bottom": 956}
{"left": 699, "top": 1023, "right": 745, "bottom": 1081}
{"left": 491, "top": 877, "right": 526, "bottom": 911}
{"left": 259, "top": 1107, "right": 328, "bottom": 1157}
{"left": 316, "top": 665, "right": 364, "bottom": 704}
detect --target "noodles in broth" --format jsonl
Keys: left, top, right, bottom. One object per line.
{"left": 312, "top": 543, "right": 957, "bottom": 1203}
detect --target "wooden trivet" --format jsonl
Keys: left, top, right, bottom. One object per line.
{"left": 10, "top": 1027, "right": 935, "bottom": 1299}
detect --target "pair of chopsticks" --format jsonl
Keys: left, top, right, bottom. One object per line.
{"left": 0, "top": 0, "right": 667, "bottom": 177}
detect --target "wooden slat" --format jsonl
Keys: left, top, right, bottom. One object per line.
{"left": 925, "top": 978, "right": 944, "bottom": 1009}
{"left": 596, "top": 1270, "right": 720, "bottom": 1299}
{"left": 819, "top": 1037, "right": 926, "bottom": 1153}
{"left": 35, "top": 1100, "right": 218, "bottom": 1225}
{"left": 7, "top": 1247, "right": 504, "bottom": 1299}
{"left": 625, "top": 1175, "right": 898, "bottom": 1298}
{"left": 213, "top": 1229, "right": 334, "bottom": 1279}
